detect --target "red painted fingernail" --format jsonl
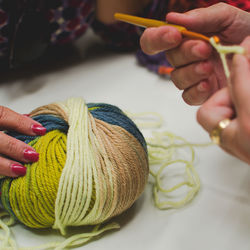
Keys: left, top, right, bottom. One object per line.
{"left": 11, "top": 164, "right": 27, "bottom": 176}
{"left": 31, "top": 124, "right": 46, "bottom": 136}
{"left": 23, "top": 114, "right": 30, "bottom": 117}
{"left": 23, "top": 149, "right": 39, "bottom": 162}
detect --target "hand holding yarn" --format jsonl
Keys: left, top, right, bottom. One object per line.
{"left": 197, "top": 37, "right": 250, "bottom": 164}
{"left": 140, "top": 3, "right": 250, "bottom": 105}
{"left": 0, "top": 106, "right": 45, "bottom": 177}
{"left": 0, "top": 98, "right": 149, "bottom": 249}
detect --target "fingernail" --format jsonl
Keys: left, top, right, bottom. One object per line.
{"left": 23, "top": 114, "right": 30, "bottom": 117}
{"left": 11, "top": 164, "right": 27, "bottom": 176}
{"left": 23, "top": 149, "right": 39, "bottom": 162}
{"left": 31, "top": 124, "right": 46, "bottom": 136}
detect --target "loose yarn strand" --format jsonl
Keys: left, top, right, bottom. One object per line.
{"left": 53, "top": 223, "right": 120, "bottom": 250}
{"left": 209, "top": 37, "right": 245, "bottom": 79}
{"left": 128, "top": 112, "right": 204, "bottom": 209}
{"left": 125, "top": 111, "right": 163, "bottom": 128}
{"left": 148, "top": 132, "right": 201, "bottom": 209}
{"left": 0, "top": 214, "right": 17, "bottom": 250}
{"left": 0, "top": 223, "right": 120, "bottom": 250}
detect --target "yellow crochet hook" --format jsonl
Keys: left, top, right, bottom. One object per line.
{"left": 114, "top": 13, "right": 215, "bottom": 43}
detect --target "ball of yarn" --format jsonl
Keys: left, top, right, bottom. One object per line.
{"left": 0, "top": 98, "right": 148, "bottom": 235}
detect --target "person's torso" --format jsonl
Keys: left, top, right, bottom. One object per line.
{"left": 0, "top": 0, "right": 95, "bottom": 67}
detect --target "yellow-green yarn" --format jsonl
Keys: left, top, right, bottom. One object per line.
{"left": 128, "top": 112, "right": 210, "bottom": 209}
{"left": 209, "top": 37, "right": 245, "bottom": 79}
{"left": 9, "top": 130, "right": 66, "bottom": 228}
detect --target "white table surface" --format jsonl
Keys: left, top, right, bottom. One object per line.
{"left": 1, "top": 30, "right": 250, "bottom": 250}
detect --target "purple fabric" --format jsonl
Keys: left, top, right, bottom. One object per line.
{"left": 135, "top": 50, "right": 172, "bottom": 74}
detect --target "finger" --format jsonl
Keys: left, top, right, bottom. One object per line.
{"left": 0, "top": 132, "right": 39, "bottom": 163}
{"left": 166, "top": 3, "right": 237, "bottom": 34}
{"left": 196, "top": 87, "right": 234, "bottom": 132}
{"left": 230, "top": 36, "right": 250, "bottom": 119}
{"left": 180, "top": 74, "right": 219, "bottom": 105}
{"left": 140, "top": 25, "right": 182, "bottom": 55}
{"left": 0, "top": 156, "right": 26, "bottom": 177}
{"left": 166, "top": 40, "right": 212, "bottom": 68}
{"left": 0, "top": 106, "right": 46, "bottom": 136}
{"left": 171, "top": 60, "right": 213, "bottom": 90}
{"left": 181, "top": 81, "right": 213, "bottom": 106}
{"left": 197, "top": 87, "right": 239, "bottom": 158}
{"left": 226, "top": 42, "right": 250, "bottom": 162}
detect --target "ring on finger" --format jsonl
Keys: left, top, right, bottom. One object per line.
{"left": 210, "top": 118, "right": 231, "bottom": 145}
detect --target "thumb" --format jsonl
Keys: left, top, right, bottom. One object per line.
{"left": 230, "top": 36, "right": 250, "bottom": 119}
{"left": 166, "top": 3, "right": 237, "bottom": 33}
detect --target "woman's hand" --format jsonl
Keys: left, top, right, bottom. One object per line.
{"left": 140, "top": 3, "right": 250, "bottom": 105}
{"left": 0, "top": 106, "right": 46, "bottom": 177}
{"left": 197, "top": 36, "right": 250, "bottom": 164}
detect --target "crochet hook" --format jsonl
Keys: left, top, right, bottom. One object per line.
{"left": 114, "top": 13, "right": 216, "bottom": 43}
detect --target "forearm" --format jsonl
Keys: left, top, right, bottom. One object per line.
{"left": 96, "top": 0, "right": 151, "bottom": 24}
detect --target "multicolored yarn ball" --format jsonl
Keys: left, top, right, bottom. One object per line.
{"left": 0, "top": 98, "right": 149, "bottom": 243}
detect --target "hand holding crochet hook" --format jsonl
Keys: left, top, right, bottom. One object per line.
{"left": 138, "top": 3, "right": 250, "bottom": 105}
{"left": 116, "top": 2, "right": 250, "bottom": 164}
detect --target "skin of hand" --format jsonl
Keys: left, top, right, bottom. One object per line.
{"left": 140, "top": 3, "right": 250, "bottom": 105}
{"left": 0, "top": 107, "right": 46, "bottom": 177}
{"left": 96, "top": 0, "right": 151, "bottom": 24}
{"left": 197, "top": 36, "right": 250, "bottom": 164}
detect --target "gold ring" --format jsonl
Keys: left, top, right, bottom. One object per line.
{"left": 210, "top": 118, "right": 231, "bottom": 145}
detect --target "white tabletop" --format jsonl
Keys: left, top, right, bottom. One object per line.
{"left": 1, "top": 30, "right": 250, "bottom": 250}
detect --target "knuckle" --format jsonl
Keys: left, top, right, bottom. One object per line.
{"left": 215, "top": 2, "right": 228, "bottom": 10}
{"left": 6, "top": 138, "right": 19, "bottom": 155}
{"left": 0, "top": 106, "right": 7, "bottom": 121}
{"left": 16, "top": 115, "right": 28, "bottom": 131}
{"left": 214, "top": 2, "right": 233, "bottom": 16}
